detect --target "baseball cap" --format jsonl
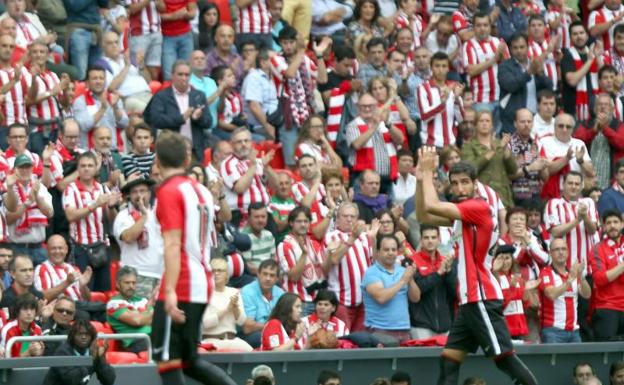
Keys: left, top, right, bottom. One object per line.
{"left": 14, "top": 154, "right": 33, "bottom": 168}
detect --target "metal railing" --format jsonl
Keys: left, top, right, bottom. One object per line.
{"left": 5, "top": 333, "right": 152, "bottom": 361}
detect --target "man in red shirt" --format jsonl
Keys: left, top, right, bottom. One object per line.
{"left": 416, "top": 146, "right": 537, "bottom": 385}
{"left": 589, "top": 210, "right": 624, "bottom": 341}
{"left": 150, "top": 131, "right": 235, "bottom": 385}
{"left": 156, "top": 0, "right": 196, "bottom": 80}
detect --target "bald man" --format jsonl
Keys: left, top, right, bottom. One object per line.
{"left": 205, "top": 24, "right": 246, "bottom": 90}
{"left": 510, "top": 108, "right": 549, "bottom": 206}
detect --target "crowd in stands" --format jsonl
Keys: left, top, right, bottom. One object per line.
{"left": 0, "top": 0, "right": 623, "bottom": 378}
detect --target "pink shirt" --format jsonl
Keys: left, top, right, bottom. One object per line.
{"left": 173, "top": 86, "right": 192, "bottom": 139}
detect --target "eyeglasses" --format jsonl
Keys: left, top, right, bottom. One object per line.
{"left": 55, "top": 308, "right": 75, "bottom": 316}
{"left": 556, "top": 124, "right": 573, "bottom": 129}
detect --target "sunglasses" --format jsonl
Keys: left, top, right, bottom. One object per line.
{"left": 55, "top": 308, "right": 75, "bottom": 316}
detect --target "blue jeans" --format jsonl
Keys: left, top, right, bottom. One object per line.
{"left": 541, "top": 327, "right": 581, "bottom": 343}
{"left": 69, "top": 28, "right": 101, "bottom": 80}
{"left": 162, "top": 32, "right": 193, "bottom": 80}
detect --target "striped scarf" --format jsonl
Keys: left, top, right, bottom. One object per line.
{"left": 326, "top": 80, "right": 353, "bottom": 148}
{"left": 569, "top": 47, "right": 599, "bottom": 121}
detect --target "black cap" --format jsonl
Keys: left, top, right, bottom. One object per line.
{"left": 494, "top": 244, "right": 516, "bottom": 257}
{"left": 121, "top": 177, "right": 156, "bottom": 194}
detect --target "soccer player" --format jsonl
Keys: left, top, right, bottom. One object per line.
{"left": 415, "top": 146, "right": 537, "bottom": 385}
{"left": 150, "top": 131, "right": 235, "bottom": 385}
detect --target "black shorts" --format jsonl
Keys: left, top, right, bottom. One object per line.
{"left": 151, "top": 301, "right": 207, "bottom": 363}
{"left": 445, "top": 300, "right": 514, "bottom": 357}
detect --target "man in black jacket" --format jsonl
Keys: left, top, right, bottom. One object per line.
{"left": 42, "top": 319, "right": 115, "bottom": 385}
{"left": 42, "top": 295, "right": 76, "bottom": 356}
{"left": 498, "top": 33, "right": 553, "bottom": 134}
{"left": 144, "top": 60, "right": 212, "bottom": 163}
{"left": 409, "top": 225, "right": 456, "bottom": 339}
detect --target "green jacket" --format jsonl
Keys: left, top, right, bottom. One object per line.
{"left": 461, "top": 138, "right": 518, "bottom": 207}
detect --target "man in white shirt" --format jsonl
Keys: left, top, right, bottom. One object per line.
{"left": 532, "top": 89, "right": 557, "bottom": 139}
{"left": 98, "top": 31, "right": 152, "bottom": 115}
{"left": 392, "top": 149, "right": 416, "bottom": 205}
{"left": 113, "top": 176, "right": 163, "bottom": 300}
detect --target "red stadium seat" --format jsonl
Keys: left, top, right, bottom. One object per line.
{"left": 90, "top": 292, "right": 108, "bottom": 303}
{"left": 73, "top": 82, "right": 86, "bottom": 101}
{"left": 203, "top": 148, "right": 212, "bottom": 167}
{"left": 110, "top": 261, "right": 120, "bottom": 290}
{"left": 342, "top": 167, "right": 350, "bottom": 184}
{"left": 91, "top": 321, "right": 113, "bottom": 334}
{"left": 106, "top": 351, "right": 145, "bottom": 364}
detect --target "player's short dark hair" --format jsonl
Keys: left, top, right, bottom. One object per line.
{"left": 278, "top": 25, "right": 298, "bottom": 41}
{"left": 601, "top": 210, "right": 622, "bottom": 224}
{"left": 448, "top": 162, "right": 477, "bottom": 181}
{"left": 366, "top": 37, "right": 387, "bottom": 51}
{"left": 13, "top": 293, "right": 38, "bottom": 318}
{"left": 317, "top": 370, "right": 341, "bottom": 385}
{"left": 77, "top": 151, "right": 97, "bottom": 165}
{"left": 86, "top": 65, "right": 106, "bottom": 79}
{"left": 333, "top": 44, "right": 356, "bottom": 62}
{"left": 155, "top": 131, "right": 187, "bottom": 168}
{"left": 287, "top": 206, "right": 312, "bottom": 225}
{"left": 573, "top": 362, "right": 595, "bottom": 376}
{"left": 297, "top": 153, "right": 316, "bottom": 166}
{"left": 430, "top": 51, "right": 450, "bottom": 66}
{"left": 314, "top": 289, "right": 338, "bottom": 307}
{"left": 376, "top": 233, "right": 399, "bottom": 250}
{"left": 563, "top": 170, "right": 584, "bottom": 183}
{"left": 509, "top": 32, "right": 528, "bottom": 46}
{"left": 8, "top": 122, "right": 28, "bottom": 137}
{"left": 505, "top": 207, "right": 527, "bottom": 224}
{"left": 420, "top": 224, "right": 439, "bottom": 236}
{"left": 569, "top": 20, "right": 585, "bottom": 36}
{"left": 390, "top": 371, "right": 411, "bottom": 385}
{"left": 258, "top": 259, "right": 279, "bottom": 274}
{"left": 397, "top": 149, "right": 414, "bottom": 161}
{"left": 537, "top": 89, "right": 557, "bottom": 103}
{"left": 473, "top": 10, "right": 490, "bottom": 25}
{"left": 211, "top": 65, "right": 231, "bottom": 82}
{"left": 248, "top": 202, "right": 267, "bottom": 216}
{"left": 599, "top": 64, "right": 617, "bottom": 79}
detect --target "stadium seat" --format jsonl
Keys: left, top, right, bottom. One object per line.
{"left": 106, "top": 351, "right": 147, "bottom": 364}
{"left": 342, "top": 167, "right": 349, "bottom": 184}
{"left": 203, "top": 148, "right": 212, "bottom": 167}
{"left": 90, "top": 292, "right": 109, "bottom": 303}
{"left": 91, "top": 321, "right": 113, "bottom": 334}
{"left": 109, "top": 261, "right": 120, "bottom": 290}
{"left": 73, "top": 81, "right": 86, "bottom": 100}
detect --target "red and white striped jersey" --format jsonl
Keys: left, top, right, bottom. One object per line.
{"left": 291, "top": 181, "right": 329, "bottom": 227}
{"left": 588, "top": 5, "right": 624, "bottom": 52}
{"left": 221, "top": 155, "right": 270, "bottom": 215}
{"left": 63, "top": 179, "right": 109, "bottom": 245}
{"left": 14, "top": 15, "right": 46, "bottom": 48}
{"left": 323, "top": 230, "right": 372, "bottom": 307}
{"left": 544, "top": 197, "right": 599, "bottom": 269}
{"left": 417, "top": 79, "right": 463, "bottom": 148}
{"left": 528, "top": 38, "right": 558, "bottom": 90}
{"left": 261, "top": 318, "right": 300, "bottom": 351}
{"left": 451, "top": 10, "right": 470, "bottom": 34}
{"left": 539, "top": 265, "right": 579, "bottom": 331}
{"left": 276, "top": 234, "right": 326, "bottom": 302}
{"left": 463, "top": 36, "right": 508, "bottom": 104}
{"left": 498, "top": 273, "right": 528, "bottom": 337}
{"left": 0, "top": 67, "right": 32, "bottom": 126}
{"left": 0, "top": 320, "right": 42, "bottom": 358}
{"left": 125, "top": 0, "right": 161, "bottom": 36}
{"left": 236, "top": 0, "right": 271, "bottom": 34}
{"left": 48, "top": 141, "right": 83, "bottom": 188}
{"left": 300, "top": 313, "right": 348, "bottom": 348}
{"left": 395, "top": 10, "right": 424, "bottom": 49}
{"left": 545, "top": 6, "right": 572, "bottom": 50}
{"left": 294, "top": 142, "right": 332, "bottom": 166}
{"left": 0, "top": 149, "right": 44, "bottom": 190}
{"left": 538, "top": 136, "right": 591, "bottom": 193}
{"left": 34, "top": 261, "right": 83, "bottom": 301}
{"left": 156, "top": 175, "right": 215, "bottom": 304}
{"left": 475, "top": 181, "right": 504, "bottom": 234}
{"left": 219, "top": 92, "right": 243, "bottom": 124}
{"left": 453, "top": 198, "right": 503, "bottom": 305}
{"left": 28, "top": 70, "right": 62, "bottom": 133}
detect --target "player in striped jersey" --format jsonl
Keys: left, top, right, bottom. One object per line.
{"left": 150, "top": 131, "right": 236, "bottom": 385}
{"left": 292, "top": 155, "right": 333, "bottom": 240}
{"left": 416, "top": 147, "right": 537, "bottom": 385}
{"left": 538, "top": 238, "right": 591, "bottom": 343}
{"left": 527, "top": 15, "right": 560, "bottom": 91}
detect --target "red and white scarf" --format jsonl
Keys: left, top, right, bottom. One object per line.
{"left": 569, "top": 47, "right": 599, "bottom": 121}
{"left": 83, "top": 90, "right": 125, "bottom": 152}
{"left": 352, "top": 117, "right": 398, "bottom": 179}
{"left": 55, "top": 139, "right": 76, "bottom": 162}
{"left": 326, "top": 80, "right": 353, "bottom": 148}
{"left": 13, "top": 180, "right": 47, "bottom": 233}
{"left": 129, "top": 206, "right": 149, "bottom": 249}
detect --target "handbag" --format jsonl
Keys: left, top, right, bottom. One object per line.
{"left": 76, "top": 242, "right": 108, "bottom": 269}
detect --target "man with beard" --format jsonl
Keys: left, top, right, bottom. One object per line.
{"left": 589, "top": 210, "right": 624, "bottom": 341}
{"left": 92, "top": 126, "right": 123, "bottom": 189}
{"left": 113, "top": 176, "right": 163, "bottom": 300}
{"left": 416, "top": 147, "right": 538, "bottom": 385}
{"left": 106, "top": 266, "right": 153, "bottom": 353}
{"left": 42, "top": 319, "right": 115, "bottom": 385}
{"left": 605, "top": 25, "right": 624, "bottom": 97}
{"left": 561, "top": 21, "right": 605, "bottom": 122}
{"left": 276, "top": 206, "right": 330, "bottom": 316}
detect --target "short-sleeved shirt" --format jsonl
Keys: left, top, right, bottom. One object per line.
{"left": 240, "top": 280, "right": 284, "bottom": 324}
{"left": 106, "top": 294, "right": 152, "bottom": 346}
{"left": 241, "top": 227, "right": 275, "bottom": 270}
{"left": 261, "top": 318, "right": 300, "bottom": 350}
{"left": 362, "top": 262, "right": 410, "bottom": 330}
{"left": 160, "top": 0, "right": 194, "bottom": 36}
{"left": 241, "top": 68, "right": 279, "bottom": 129}
{"left": 190, "top": 73, "right": 218, "bottom": 130}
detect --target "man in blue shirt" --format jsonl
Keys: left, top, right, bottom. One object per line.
{"left": 362, "top": 234, "right": 420, "bottom": 347}
{"left": 190, "top": 50, "right": 223, "bottom": 131}
{"left": 241, "top": 49, "right": 279, "bottom": 143}
{"left": 598, "top": 158, "right": 624, "bottom": 217}
{"left": 63, "top": 0, "right": 109, "bottom": 80}
{"left": 240, "top": 259, "right": 284, "bottom": 348}
{"left": 0, "top": 245, "right": 12, "bottom": 289}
